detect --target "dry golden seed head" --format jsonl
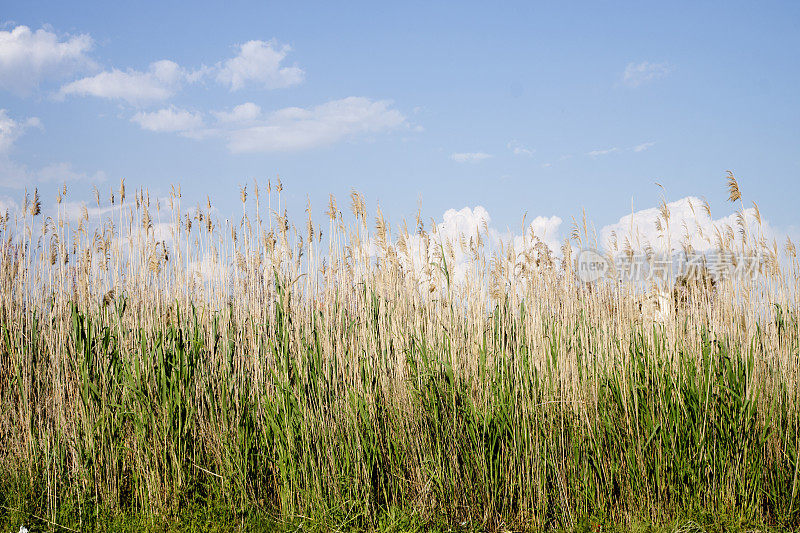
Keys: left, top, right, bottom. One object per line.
{"left": 752, "top": 201, "right": 761, "bottom": 225}
{"left": 30, "top": 188, "right": 41, "bottom": 216}
{"left": 49, "top": 238, "right": 58, "bottom": 265}
{"left": 240, "top": 185, "right": 247, "bottom": 204}
{"left": 327, "top": 194, "right": 337, "bottom": 221}
{"left": 349, "top": 190, "right": 361, "bottom": 220}
{"left": 785, "top": 237, "right": 797, "bottom": 259}
{"left": 659, "top": 200, "right": 670, "bottom": 223}
{"left": 725, "top": 224, "right": 735, "bottom": 245}
{"left": 142, "top": 209, "right": 152, "bottom": 231}
{"left": 93, "top": 185, "right": 100, "bottom": 207}
{"left": 570, "top": 218, "right": 581, "bottom": 246}
{"left": 726, "top": 170, "right": 741, "bottom": 202}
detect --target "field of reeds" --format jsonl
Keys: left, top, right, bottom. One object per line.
{"left": 1, "top": 175, "right": 799, "bottom": 531}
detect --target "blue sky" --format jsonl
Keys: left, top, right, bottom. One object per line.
{"left": 1, "top": 1, "right": 799, "bottom": 248}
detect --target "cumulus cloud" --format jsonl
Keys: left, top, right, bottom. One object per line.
{"left": 600, "top": 196, "right": 776, "bottom": 255}
{"left": 525, "top": 215, "right": 564, "bottom": 255}
{"left": 622, "top": 61, "right": 672, "bottom": 87}
{"left": 222, "top": 97, "right": 405, "bottom": 153}
{"left": 216, "top": 40, "right": 304, "bottom": 91}
{"left": 59, "top": 59, "right": 195, "bottom": 104}
{"left": 131, "top": 106, "right": 204, "bottom": 133}
{"left": 0, "top": 25, "right": 95, "bottom": 94}
{"left": 450, "top": 152, "right": 492, "bottom": 163}
{"left": 394, "top": 206, "right": 563, "bottom": 284}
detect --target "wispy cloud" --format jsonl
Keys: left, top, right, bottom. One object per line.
{"left": 633, "top": 141, "right": 656, "bottom": 152}
{"left": 450, "top": 152, "right": 492, "bottom": 163}
{"left": 0, "top": 109, "right": 41, "bottom": 152}
{"left": 0, "top": 25, "right": 95, "bottom": 95}
{"left": 507, "top": 140, "right": 533, "bottom": 156}
{"left": 222, "top": 97, "right": 405, "bottom": 153}
{"left": 127, "top": 97, "right": 406, "bottom": 152}
{"left": 37, "top": 161, "right": 106, "bottom": 183}
{"left": 0, "top": 109, "right": 40, "bottom": 187}
{"left": 587, "top": 147, "right": 619, "bottom": 157}
{"left": 622, "top": 61, "right": 672, "bottom": 87}
{"left": 0, "top": 109, "right": 106, "bottom": 187}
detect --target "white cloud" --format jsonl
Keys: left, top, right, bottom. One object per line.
{"left": 600, "top": 196, "right": 776, "bottom": 254}
{"left": 0, "top": 25, "right": 95, "bottom": 94}
{"left": 37, "top": 161, "right": 106, "bottom": 183}
{"left": 622, "top": 61, "right": 672, "bottom": 87}
{"left": 507, "top": 140, "right": 533, "bottom": 156}
{"left": 527, "top": 215, "right": 564, "bottom": 254}
{"left": 223, "top": 97, "right": 405, "bottom": 153}
{"left": 216, "top": 40, "right": 304, "bottom": 91}
{"left": 0, "top": 194, "right": 19, "bottom": 216}
{"left": 439, "top": 206, "right": 492, "bottom": 240}
{"left": 0, "top": 109, "right": 41, "bottom": 153}
{"left": 587, "top": 147, "right": 619, "bottom": 157}
{"left": 393, "top": 206, "right": 563, "bottom": 284}
{"left": 0, "top": 157, "right": 32, "bottom": 188}
{"left": 0, "top": 110, "right": 106, "bottom": 188}
{"left": 633, "top": 141, "right": 656, "bottom": 152}
{"left": 59, "top": 59, "right": 194, "bottom": 104}
{"left": 212, "top": 102, "right": 262, "bottom": 124}
{"left": 131, "top": 106, "right": 204, "bottom": 132}
{"left": 450, "top": 152, "right": 492, "bottom": 163}
{"left": 0, "top": 109, "right": 42, "bottom": 187}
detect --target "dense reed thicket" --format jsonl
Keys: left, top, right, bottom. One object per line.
{"left": 1, "top": 176, "right": 799, "bottom": 531}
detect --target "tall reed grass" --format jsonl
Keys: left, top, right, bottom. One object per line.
{"left": 0, "top": 175, "right": 798, "bottom": 531}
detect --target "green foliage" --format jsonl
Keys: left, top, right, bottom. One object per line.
{"left": 0, "top": 291, "right": 798, "bottom": 532}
